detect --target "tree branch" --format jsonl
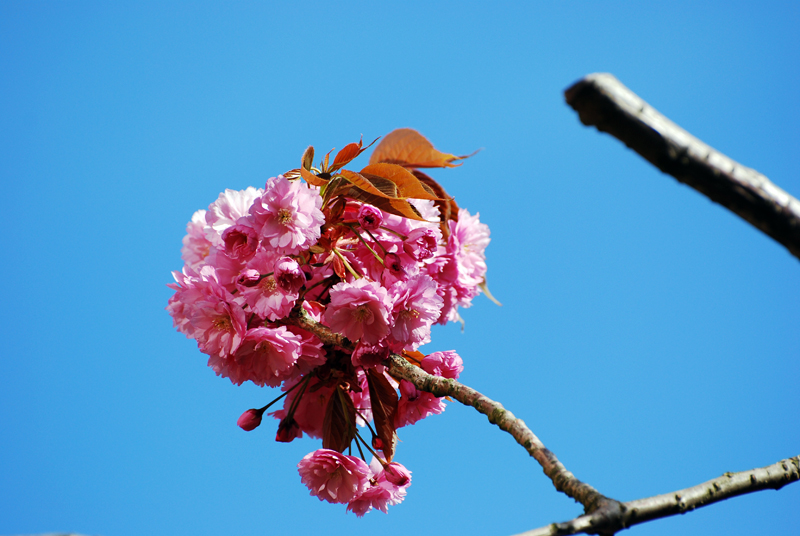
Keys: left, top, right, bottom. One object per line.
{"left": 283, "top": 307, "right": 622, "bottom": 522}
{"left": 386, "top": 354, "right": 624, "bottom": 526}
{"left": 512, "top": 455, "right": 800, "bottom": 536}
{"left": 564, "top": 73, "right": 800, "bottom": 261}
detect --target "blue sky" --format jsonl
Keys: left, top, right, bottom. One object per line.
{"left": 1, "top": 2, "right": 798, "bottom": 536}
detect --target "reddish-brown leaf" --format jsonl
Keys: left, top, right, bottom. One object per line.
{"left": 301, "top": 146, "right": 315, "bottom": 170}
{"left": 299, "top": 166, "right": 328, "bottom": 187}
{"left": 322, "top": 386, "right": 356, "bottom": 453}
{"left": 338, "top": 170, "right": 386, "bottom": 198}
{"left": 360, "top": 163, "right": 445, "bottom": 201}
{"left": 329, "top": 136, "right": 379, "bottom": 173}
{"left": 367, "top": 369, "right": 399, "bottom": 462}
{"left": 347, "top": 189, "right": 427, "bottom": 222}
{"left": 402, "top": 349, "right": 426, "bottom": 366}
{"left": 369, "top": 128, "right": 473, "bottom": 168}
{"left": 283, "top": 168, "right": 302, "bottom": 181}
{"left": 413, "top": 170, "right": 459, "bottom": 238}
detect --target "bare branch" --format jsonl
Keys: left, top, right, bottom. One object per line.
{"left": 513, "top": 455, "right": 800, "bottom": 536}
{"left": 564, "top": 73, "right": 800, "bottom": 261}
{"left": 386, "top": 354, "right": 623, "bottom": 524}
{"left": 282, "top": 308, "right": 621, "bottom": 518}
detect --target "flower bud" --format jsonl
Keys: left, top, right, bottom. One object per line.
{"left": 237, "top": 408, "right": 263, "bottom": 431}
{"left": 383, "top": 253, "right": 406, "bottom": 278}
{"left": 276, "top": 416, "right": 302, "bottom": 443}
{"left": 274, "top": 256, "right": 304, "bottom": 294}
{"left": 382, "top": 462, "right": 411, "bottom": 487}
{"left": 357, "top": 204, "right": 383, "bottom": 231}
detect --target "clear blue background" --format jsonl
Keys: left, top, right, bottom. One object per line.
{"left": 2, "top": 2, "right": 798, "bottom": 535}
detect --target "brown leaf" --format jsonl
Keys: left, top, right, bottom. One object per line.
{"left": 369, "top": 128, "right": 474, "bottom": 168}
{"left": 329, "top": 136, "right": 379, "bottom": 173}
{"left": 401, "top": 349, "right": 426, "bottom": 367}
{"left": 360, "top": 163, "right": 445, "bottom": 201}
{"left": 413, "top": 170, "right": 459, "bottom": 238}
{"left": 301, "top": 146, "right": 315, "bottom": 170}
{"left": 367, "top": 369, "right": 399, "bottom": 462}
{"left": 338, "top": 169, "right": 394, "bottom": 199}
{"left": 283, "top": 168, "right": 302, "bottom": 181}
{"left": 347, "top": 189, "right": 427, "bottom": 222}
{"left": 412, "top": 171, "right": 459, "bottom": 221}
{"left": 322, "top": 386, "right": 356, "bottom": 453}
{"left": 299, "top": 166, "right": 328, "bottom": 187}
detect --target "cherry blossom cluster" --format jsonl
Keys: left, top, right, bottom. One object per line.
{"left": 167, "top": 134, "right": 490, "bottom": 515}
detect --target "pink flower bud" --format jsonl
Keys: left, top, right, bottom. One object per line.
{"left": 357, "top": 204, "right": 383, "bottom": 231}
{"left": 383, "top": 253, "right": 406, "bottom": 278}
{"left": 382, "top": 462, "right": 411, "bottom": 486}
{"left": 274, "top": 256, "right": 304, "bottom": 294}
{"left": 276, "top": 416, "right": 302, "bottom": 442}
{"left": 237, "top": 408, "right": 263, "bottom": 431}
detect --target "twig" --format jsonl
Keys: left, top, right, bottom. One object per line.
{"left": 512, "top": 455, "right": 800, "bottom": 536}
{"left": 564, "top": 73, "right": 800, "bottom": 261}
{"left": 386, "top": 354, "right": 623, "bottom": 526}
{"left": 282, "top": 309, "right": 621, "bottom": 520}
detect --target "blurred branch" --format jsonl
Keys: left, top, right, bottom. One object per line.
{"left": 564, "top": 73, "right": 800, "bottom": 261}
{"left": 512, "top": 455, "right": 800, "bottom": 536}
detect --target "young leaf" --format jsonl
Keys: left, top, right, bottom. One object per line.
{"left": 412, "top": 170, "right": 459, "bottom": 221}
{"left": 329, "top": 136, "right": 379, "bottom": 173}
{"left": 338, "top": 169, "right": 396, "bottom": 199}
{"left": 367, "top": 369, "right": 399, "bottom": 462}
{"left": 359, "top": 163, "right": 446, "bottom": 201}
{"left": 322, "top": 386, "right": 357, "bottom": 453}
{"left": 401, "top": 349, "right": 426, "bottom": 366}
{"left": 299, "top": 166, "right": 328, "bottom": 187}
{"left": 302, "top": 145, "right": 315, "bottom": 170}
{"left": 369, "top": 128, "right": 474, "bottom": 168}
{"left": 346, "top": 189, "right": 427, "bottom": 222}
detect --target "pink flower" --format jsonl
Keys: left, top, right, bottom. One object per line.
{"left": 204, "top": 187, "right": 263, "bottom": 246}
{"left": 189, "top": 292, "right": 247, "bottom": 359}
{"left": 388, "top": 274, "right": 443, "bottom": 349}
{"left": 221, "top": 223, "right": 259, "bottom": 261}
{"left": 421, "top": 350, "right": 463, "bottom": 379}
{"left": 297, "top": 449, "right": 371, "bottom": 504}
{"left": 447, "top": 208, "right": 490, "bottom": 291}
{"left": 237, "top": 408, "right": 263, "bottom": 431}
{"left": 181, "top": 209, "right": 212, "bottom": 270}
{"left": 168, "top": 266, "right": 247, "bottom": 358}
{"left": 357, "top": 204, "right": 383, "bottom": 231}
{"left": 324, "top": 278, "right": 392, "bottom": 345}
{"left": 210, "top": 326, "right": 303, "bottom": 387}
{"left": 394, "top": 379, "right": 446, "bottom": 428}
{"left": 403, "top": 228, "right": 438, "bottom": 261}
{"left": 248, "top": 175, "right": 324, "bottom": 255}
{"left": 347, "top": 459, "right": 412, "bottom": 516}
{"left": 239, "top": 274, "right": 296, "bottom": 321}
{"left": 347, "top": 484, "right": 392, "bottom": 517}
